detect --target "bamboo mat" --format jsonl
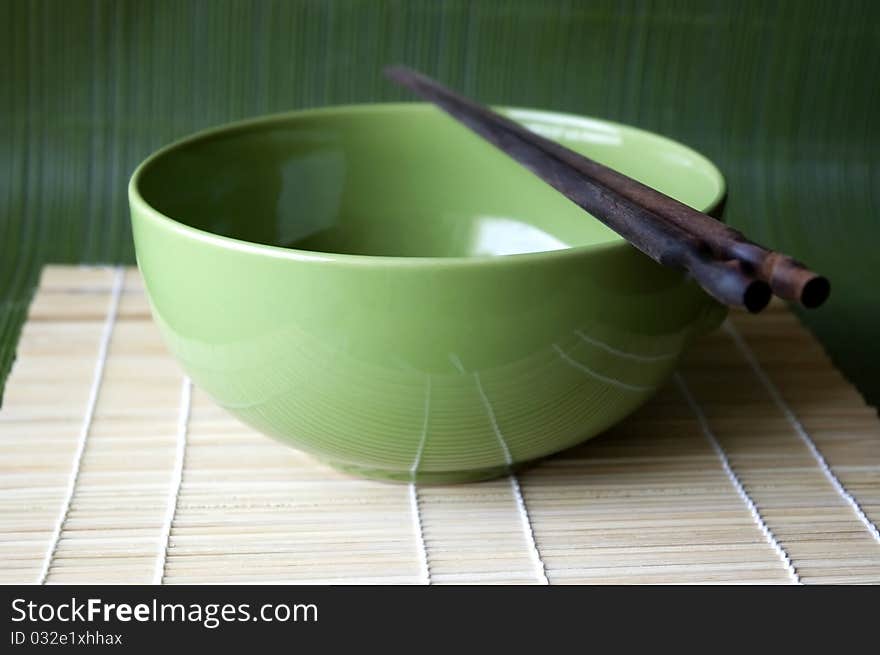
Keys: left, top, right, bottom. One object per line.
{"left": 1, "top": 266, "right": 879, "bottom": 585}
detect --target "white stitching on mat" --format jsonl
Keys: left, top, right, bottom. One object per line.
{"left": 37, "top": 266, "right": 125, "bottom": 584}
{"left": 409, "top": 484, "right": 431, "bottom": 585}
{"left": 675, "top": 372, "right": 801, "bottom": 584}
{"left": 724, "top": 321, "right": 880, "bottom": 545}
{"left": 474, "top": 373, "right": 550, "bottom": 585}
{"left": 509, "top": 476, "right": 551, "bottom": 585}
{"left": 408, "top": 376, "right": 432, "bottom": 585}
{"left": 154, "top": 377, "right": 192, "bottom": 585}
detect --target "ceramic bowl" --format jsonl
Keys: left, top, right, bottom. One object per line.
{"left": 129, "top": 103, "right": 726, "bottom": 483}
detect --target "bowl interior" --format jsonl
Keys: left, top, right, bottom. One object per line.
{"left": 135, "top": 105, "right": 724, "bottom": 258}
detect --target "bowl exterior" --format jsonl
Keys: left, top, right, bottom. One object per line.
{"left": 131, "top": 217, "right": 723, "bottom": 483}
{"left": 129, "top": 106, "right": 726, "bottom": 483}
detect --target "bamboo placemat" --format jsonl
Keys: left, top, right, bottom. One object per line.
{"left": 1, "top": 265, "right": 878, "bottom": 584}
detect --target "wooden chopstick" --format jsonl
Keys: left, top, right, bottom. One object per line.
{"left": 532, "top": 126, "right": 831, "bottom": 308}
{"left": 385, "top": 65, "right": 829, "bottom": 312}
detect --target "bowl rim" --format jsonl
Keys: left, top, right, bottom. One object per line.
{"left": 129, "top": 102, "right": 726, "bottom": 268}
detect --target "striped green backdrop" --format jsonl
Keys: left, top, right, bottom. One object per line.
{"left": 2, "top": 0, "right": 878, "bottom": 406}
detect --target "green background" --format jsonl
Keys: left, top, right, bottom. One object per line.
{"left": 2, "top": 0, "right": 878, "bottom": 407}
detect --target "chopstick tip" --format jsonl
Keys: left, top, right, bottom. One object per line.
{"left": 744, "top": 280, "right": 772, "bottom": 314}
{"left": 800, "top": 276, "right": 831, "bottom": 309}
{"left": 384, "top": 64, "right": 418, "bottom": 84}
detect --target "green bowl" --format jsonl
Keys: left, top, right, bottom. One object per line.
{"left": 129, "top": 103, "right": 726, "bottom": 483}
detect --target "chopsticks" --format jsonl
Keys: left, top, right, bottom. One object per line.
{"left": 385, "top": 65, "right": 830, "bottom": 313}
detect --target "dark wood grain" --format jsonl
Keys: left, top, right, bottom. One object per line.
{"left": 386, "top": 65, "right": 828, "bottom": 312}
